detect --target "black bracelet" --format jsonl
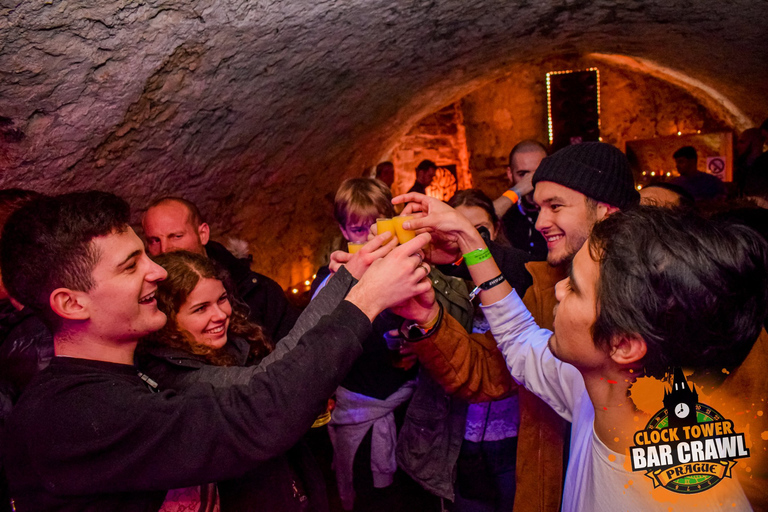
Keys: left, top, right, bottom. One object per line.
{"left": 400, "top": 302, "right": 444, "bottom": 342}
{"left": 469, "top": 274, "right": 506, "bottom": 301}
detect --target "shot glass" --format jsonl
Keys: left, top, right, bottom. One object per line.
{"left": 393, "top": 215, "right": 415, "bottom": 244}
{"left": 347, "top": 242, "right": 364, "bottom": 254}
{"left": 376, "top": 218, "right": 398, "bottom": 245}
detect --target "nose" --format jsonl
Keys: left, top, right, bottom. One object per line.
{"left": 554, "top": 278, "right": 567, "bottom": 302}
{"left": 535, "top": 210, "right": 550, "bottom": 233}
{"left": 212, "top": 304, "right": 229, "bottom": 322}
{"left": 146, "top": 258, "right": 167, "bottom": 283}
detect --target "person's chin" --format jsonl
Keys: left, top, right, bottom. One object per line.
{"left": 547, "top": 334, "right": 563, "bottom": 360}
{"left": 547, "top": 247, "right": 575, "bottom": 267}
{"left": 206, "top": 337, "right": 228, "bottom": 350}
{"left": 148, "top": 311, "right": 168, "bottom": 331}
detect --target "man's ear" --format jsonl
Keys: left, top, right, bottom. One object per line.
{"left": 596, "top": 202, "right": 621, "bottom": 221}
{"left": 505, "top": 166, "right": 514, "bottom": 184}
{"left": 609, "top": 334, "right": 647, "bottom": 365}
{"left": 198, "top": 223, "right": 210, "bottom": 246}
{"left": 50, "top": 288, "right": 90, "bottom": 322}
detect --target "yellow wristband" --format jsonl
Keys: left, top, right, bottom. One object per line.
{"left": 418, "top": 310, "right": 441, "bottom": 330}
{"left": 502, "top": 189, "right": 519, "bottom": 204}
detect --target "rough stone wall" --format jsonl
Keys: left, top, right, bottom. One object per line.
{"left": 1, "top": 0, "right": 766, "bottom": 286}
{"left": 460, "top": 56, "right": 731, "bottom": 200}
{"left": 389, "top": 103, "right": 471, "bottom": 196}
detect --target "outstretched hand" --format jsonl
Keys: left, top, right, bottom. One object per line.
{"left": 392, "top": 192, "right": 486, "bottom": 264}
{"left": 345, "top": 233, "right": 434, "bottom": 321}
{"left": 329, "top": 232, "right": 397, "bottom": 278}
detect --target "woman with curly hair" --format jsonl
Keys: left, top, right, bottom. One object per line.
{"left": 141, "top": 250, "right": 272, "bottom": 369}
{"left": 139, "top": 250, "right": 327, "bottom": 512}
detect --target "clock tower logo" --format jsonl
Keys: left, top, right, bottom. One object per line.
{"left": 629, "top": 367, "right": 749, "bottom": 494}
{"left": 663, "top": 367, "right": 699, "bottom": 429}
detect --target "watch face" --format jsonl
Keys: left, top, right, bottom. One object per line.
{"left": 675, "top": 403, "right": 690, "bottom": 419}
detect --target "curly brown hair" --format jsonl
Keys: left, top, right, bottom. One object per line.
{"left": 140, "top": 250, "right": 272, "bottom": 366}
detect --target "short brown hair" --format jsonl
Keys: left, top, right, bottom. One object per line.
{"left": 333, "top": 178, "right": 394, "bottom": 227}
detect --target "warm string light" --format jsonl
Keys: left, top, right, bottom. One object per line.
{"left": 288, "top": 274, "right": 317, "bottom": 297}
{"left": 546, "top": 67, "right": 601, "bottom": 146}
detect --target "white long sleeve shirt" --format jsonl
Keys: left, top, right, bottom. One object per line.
{"left": 482, "top": 290, "right": 752, "bottom": 512}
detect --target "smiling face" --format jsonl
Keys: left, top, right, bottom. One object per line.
{"left": 534, "top": 181, "right": 601, "bottom": 267}
{"left": 175, "top": 278, "right": 232, "bottom": 350}
{"left": 85, "top": 229, "right": 168, "bottom": 342}
{"left": 549, "top": 243, "right": 607, "bottom": 371}
{"left": 143, "top": 201, "right": 209, "bottom": 257}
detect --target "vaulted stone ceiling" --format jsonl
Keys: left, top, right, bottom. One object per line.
{"left": 1, "top": 0, "right": 766, "bottom": 284}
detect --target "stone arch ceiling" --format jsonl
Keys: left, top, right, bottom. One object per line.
{"left": 1, "top": 0, "right": 767, "bottom": 284}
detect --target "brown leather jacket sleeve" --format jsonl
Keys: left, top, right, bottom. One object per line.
{"left": 408, "top": 313, "right": 517, "bottom": 403}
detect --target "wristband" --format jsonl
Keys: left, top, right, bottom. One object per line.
{"left": 469, "top": 274, "right": 506, "bottom": 301}
{"left": 400, "top": 302, "right": 444, "bottom": 342}
{"left": 463, "top": 247, "right": 491, "bottom": 266}
{"left": 502, "top": 189, "right": 519, "bottom": 204}
{"left": 418, "top": 308, "right": 441, "bottom": 330}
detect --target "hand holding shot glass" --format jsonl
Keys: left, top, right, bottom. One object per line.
{"left": 392, "top": 191, "right": 513, "bottom": 305}
{"left": 331, "top": 231, "right": 399, "bottom": 278}
{"left": 344, "top": 232, "right": 436, "bottom": 321}
{"left": 375, "top": 215, "right": 417, "bottom": 245}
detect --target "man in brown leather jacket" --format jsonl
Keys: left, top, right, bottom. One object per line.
{"left": 406, "top": 142, "right": 640, "bottom": 512}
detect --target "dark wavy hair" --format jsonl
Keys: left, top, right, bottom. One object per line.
{"left": 1, "top": 191, "right": 130, "bottom": 332}
{"left": 140, "top": 251, "right": 272, "bottom": 366}
{"left": 589, "top": 206, "right": 768, "bottom": 379}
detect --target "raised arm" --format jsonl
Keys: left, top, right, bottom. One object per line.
{"left": 393, "top": 192, "right": 584, "bottom": 418}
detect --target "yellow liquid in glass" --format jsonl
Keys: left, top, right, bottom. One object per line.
{"left": 393, "top": 215, "right": 415, "bottom": 243}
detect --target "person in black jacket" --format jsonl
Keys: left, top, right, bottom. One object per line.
{"left": 0, "top": 191, "right": 436, "bottom": 512}
{"left": 141, "top": 196, "right": 299, "bottom": 342}
{"left": 0, "top": 189, "right": 48, "bottom": 512}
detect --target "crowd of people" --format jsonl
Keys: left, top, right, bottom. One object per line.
{"left": 0, "top": 126, "right": 767, "bottom": 512}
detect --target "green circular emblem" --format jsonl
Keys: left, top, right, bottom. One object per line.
{"left": 645, "top": 402, "right": 726, "bottom": 494}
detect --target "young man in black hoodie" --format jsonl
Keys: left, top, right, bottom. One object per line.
{"left": 1, "top": 191, "right": 435, "bottom": 511}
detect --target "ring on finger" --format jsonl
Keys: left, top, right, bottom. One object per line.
{"left": 421, "top": 262, "right": 430, "bottom": 275}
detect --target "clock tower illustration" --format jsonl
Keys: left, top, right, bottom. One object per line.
{"left": 663, "top": 367, "right": 699, "bottom": 428}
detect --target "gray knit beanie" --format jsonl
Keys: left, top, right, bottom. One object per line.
{"left": 532, "top": 142, "right": 640, "bottom": 209}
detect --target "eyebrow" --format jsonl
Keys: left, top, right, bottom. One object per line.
{"left": 568, "top": 261, "right": 580, "bottom": 295}
{"left": 188, "top": 300, "right": 209, "bottom": 311}
{"left": 540, "top": 195, "right": 567, "bottom": 206}
{"left": 118, "top": 250, "right": 141, "bottom": 268}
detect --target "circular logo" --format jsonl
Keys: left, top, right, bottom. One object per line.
{"left": 645, "top": 403, "right": 726, "bottom": 494}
